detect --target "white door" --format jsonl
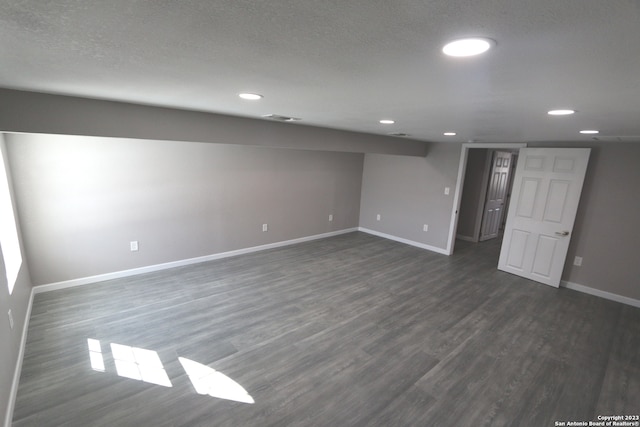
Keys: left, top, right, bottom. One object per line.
{"left": 498, "top": 148, "right": 591, "bottom": 287}
{"left": 480, "top": 151, "right": 512, "bottom": 241}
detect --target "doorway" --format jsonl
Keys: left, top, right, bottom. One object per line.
{"left": 445, "top": 143, "right": 527, "bottom": 256}
{"left": 448, "top": 144, "right": 590, "bottom": 288}
{"left": 456, "top": 149, "right": 518, "bottom": 244}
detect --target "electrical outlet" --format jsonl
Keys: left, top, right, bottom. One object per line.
{"left": 444, "top": 187, "right": 450, "bottom": 195}
{"left": 329, "top": 214, "right": 333, "bottom": 222}
{"left": 574, "top": 256, "right": 583, "bottom": 266}
{"left": 376, "top": 214, "right": 381, "bottom": 221}
{"left": 8, "top": 310, "right": 14, "bottom": 330}
{"left": 262, "top": 223, "right": 268, "bottom": 232}
{"left": 423, "top": 224, "right": 429, "bottom": 232}
{"left": 130, "top": 241, "right": 139, "bottom": 252}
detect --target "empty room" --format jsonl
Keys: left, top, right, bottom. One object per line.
{"left": 1, "top": 1, "right": 639, "bottom": 426}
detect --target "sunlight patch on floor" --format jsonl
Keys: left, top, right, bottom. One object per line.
{"left": 111, "top": 343, "right": 173, "bottom": 387}
{"left": 86, "top": 338, "right": 254, "bottom": 404}
{"left": 179, "top": 357, "right": 255, "bottom": 404}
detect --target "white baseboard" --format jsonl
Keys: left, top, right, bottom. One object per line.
{"left": 356, "top": 230, "right": 640, "bottom": 308}
{"left": 456, "top": 234, "right": 477, "bottom": 243}
{"left": 561, "top": 280, "right": 640, "bottom": 308}
{"left": 34, "top": 228, "right": 358, "bottom": 294}
{"left": 358, "top": 227, "right": 449, "bottom": 255}
{"left": 4, "top": 287, "right": 34, "bottom": 427}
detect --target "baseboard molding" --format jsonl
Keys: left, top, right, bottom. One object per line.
{"left": 355, "top": 230, "right": 640, "bottom": 308}
{"left": 358, "top": 227, "right": 449, "bottom": 255}
{"left": 561, "top": 280, "right": 640, "bottom": 308}
{"left": 5, "top": 287, "right": 34, "bottom": 427}
{"left": 35, "top": 228, "right": 358, "bottom": 294}
{"left": 456, "top": 234, "right": 477, "bottom": 243}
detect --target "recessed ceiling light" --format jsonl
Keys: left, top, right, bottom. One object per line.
{"left": 379, "top": 119, "right": 395, "bottom": 124}
{"left": 238, "top": 93, "right": 263, "bottom": 100}
{"left": 442, "top": 38, "right": 494, "bottom": 57}
{"left": 547, "top": 109, "right": 576, "bottom": 115}
{"left": 444, "top": 132, "right": 457, "bottom": 136}
{"left": 580, "top": 130, "right": 599, "bottom": 134}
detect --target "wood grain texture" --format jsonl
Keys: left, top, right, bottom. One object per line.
{"left": 12, "top": 232, "right": 640, "bottom": 426}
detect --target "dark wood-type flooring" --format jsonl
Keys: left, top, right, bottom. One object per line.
{"left": 12, "top": 232, "right": 640, "bottom": 426}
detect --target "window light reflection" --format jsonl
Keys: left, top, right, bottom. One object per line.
{"left": 110, "top": 343, "right": 173, "bottom": 387}
{"left": 87, "top": 339, "right": 105, "bottom": 372}
{"left": 87, "top": 339, "right": 254, "bottom": 404}
{"left": 178, "top": 357, "right": 255, "bottom": 404}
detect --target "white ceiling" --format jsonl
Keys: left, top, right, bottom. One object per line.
{"left": 1, "top": 0, "right": 639, "bottom": 143}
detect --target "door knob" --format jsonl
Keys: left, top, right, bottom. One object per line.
{"left": 555, "top": 231, "right": 570, "bottom": 236}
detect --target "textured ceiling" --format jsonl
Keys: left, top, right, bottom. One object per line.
{"left": 1, "top": 0, "right": 639, "bottom": 143}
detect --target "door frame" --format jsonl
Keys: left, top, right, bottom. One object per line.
{"left": 445, "top": 142, "right": 528, "bottom": 255}
{"left": 455, "top": 148, "right": 493, "bottom": 243}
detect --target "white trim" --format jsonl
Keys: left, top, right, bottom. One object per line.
{"left": 445, "top": 143, "right": 527, "bottom": 255}
{"left": 458, "top": 143, "right": 529, "bottom": 149}
{"left": 445, "top": 145, "right": 469, "bottom": 255}
{"left": 34, "top": 228, "right": 358, "bottom": 294}
{"left": 358, "top": 227, "right": 449, "bottom": 255}
{"left": 359, "top": 227, "right": 640, "bottom": 308}
{"left": 561, "top": 280, "right": 640, "bottom": 308}
{"left": 5, "top": 287, "right": 34, "bottom": 427}
{"left": 455, "top": 234, "right": 477, "bottom": 243}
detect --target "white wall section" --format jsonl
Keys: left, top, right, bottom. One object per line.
{"left": 0, "top": 134, "right": 33, "bottom": 427}
{"left": 359, "top": 143, "right": 462, "bottom": 251}
{"left": 6, "top": 134, "right": 364, "bottom": 285}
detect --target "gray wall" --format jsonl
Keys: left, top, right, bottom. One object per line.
{"left": 457, "top": 149, "right": 488, "bottom": 240}
{"left": 6, "top": 133, "right": 364, "bottom": 285}
{"left": 0, "top": 89, "right": 427, "bottom": 157}
{"left": 0, "top": 134, "right": 32, "bottom": 426}
{"left": 360, "top": 140, "right": 640, "bottom": 301}
{"left": 359, "top": 142, "right": 462, "bottom": 249}
{"left": 533, "top": 141, "right": 640, "bottom": 301}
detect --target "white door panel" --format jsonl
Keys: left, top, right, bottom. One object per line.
{"left": 480, "top": 151, "right": 513, "bottom": 241}
{"left": 505, "top": 229, "right": 529, "bottom": 270}
{"left": 498, "top": 148, "right": 590, "bottom": 287}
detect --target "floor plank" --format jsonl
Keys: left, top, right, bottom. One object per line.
{"left": 12, "top": 232, "right": 640, "bottom": 426}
